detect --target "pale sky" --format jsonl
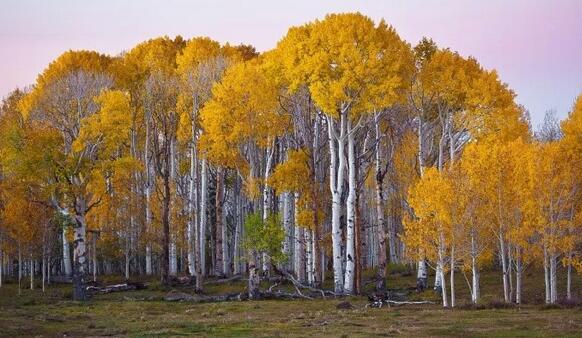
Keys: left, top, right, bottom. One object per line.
{"left": 1, "top": 0, "right": 581, "bottom": 126}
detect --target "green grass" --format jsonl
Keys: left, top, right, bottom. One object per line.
{"left": 0, "top": 268, "right": 581, "bottom": 337}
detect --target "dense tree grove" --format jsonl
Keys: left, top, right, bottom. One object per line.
{"left": 0, "top": 13, "right": 580, "bottom": 306}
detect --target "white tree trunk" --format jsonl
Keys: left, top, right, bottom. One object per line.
{"left": 62, "top": 228, "right": 72, "bottom": 277}
{"left": 544, "top": 246, "right": 550, "bottom": 304}
{"left": 144, "top": 109, "right": 153, "bottom": 276}
{"left": 327, "top": 114, "right": 346, "bottom": 294}
{"left": 450, "top": 246, "right": 455, "bottom": 308}
{"left": 305, "top": 229, "right": 314, "bottom": 285}
{"left": 169, "top": 237, "right": 177, "bottom": 276}
{"left": 293, "top": 193, "right": 305, "bottom": 282}
{"left": 344, "top": 125, "right": 356, "bottom": 294}
{"left": 200, "top": 159, "right": 208, "bottom": 276}
{"left": 470, "top": 233, "right": 480, "bottom": 304}
{"left": 434, "top": 264, "right": 442, "bottom": 291}
{"left": 438, "top": 256, "right": 448, "bottom": 307}
{"left": 187, "top": 141, "right": 197, "bottom": 277}
{"left": 30, "top": 257, "right": 34, "bottom": 290}
{"left": 262, "top": 145, "right": 274, "bottom": 273}
{"left": 550, "top": 253, "right": 558, "bottom": 304}
{"left": 282, "top": 192, "right": 293, "bottom": 271}
{"left": 417, "top": 260, "right": 428, "bottom": 289}
{"left": 516, "top": 254, "right": 522, "bottom": 304}
{"left": 499, "top": 235, "right": 509, "bottom": 303}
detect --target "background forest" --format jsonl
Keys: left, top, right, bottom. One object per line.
{"left": 0, "top": 13, "right": 581, "bottom": 310}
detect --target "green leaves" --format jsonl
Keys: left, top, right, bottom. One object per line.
{"left": 243, "top": 212, "right": 287, "bottom": 265}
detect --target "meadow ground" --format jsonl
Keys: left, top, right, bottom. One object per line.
{"left": 1, "top": 266, "right": 581, "bottom": 337}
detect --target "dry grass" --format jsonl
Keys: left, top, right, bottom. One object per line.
{"left": 0, "top": 268, "right": 581, "bottom": 337}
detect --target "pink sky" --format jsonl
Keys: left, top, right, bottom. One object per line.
{"left": 1, "top": 0, "right": 581, "bottom": 125}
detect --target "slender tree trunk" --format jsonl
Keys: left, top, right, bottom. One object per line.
{"left": 499, "top": 235, "right": 509, "bottom": 303}
{"left": 92, "top": 233, "right": 97, "bottom": 282}
{"left": 516, "top": 252, "right": 522, "bottom": 305}
{"left": 417, "top": 260, "right": 428, "bottom": 290}
{"left": 572, "top": 252, "right": 576, "bottom": 300}
{"left": 161, "top": 166, "right": 171, "bottom": 285}
{"left": 354, "top": 192, "right": 362, "bottom": 295}
{"left": 344, "top": 126, "right": 356, "bottom": 294}
{"left": 72, "top": 195, "right": 89, "bottom": 301}
{"left": 416, "top": 117, "right": 428, "bottom": 290}
{"left": 30, "top": 256, "right": 34, "bottom": 290}
{"left": 305, "top": 230, "right": 314, "bottom": 285}
{"left": 125, "top": 234, "right": 131, "bottom": 280}
{"left": 471, "top": 231, "right": 480, "bottom": 304}
{"left": 293, "top": 193, "right": 306, "bottom": 282}
{"left": 200, "top": 159, "right": 208, "bottom": 276}
{"left": 450, "top": 246, "right": 455, "bottom": 308}
{"left": 282, "top": 192, "right": 293, "bottom": 272}
{"left": 248, "top": 249, "right": 260, "bottom": 299}
{"left": 434, "top": 263, "right": 442, "bottom": 292}
{"left": 262, "top": 146, "right": 275, "bottom": 275}
{"left": 215, "top": 167, "right": 225, "bottom": 276}
{"left": 508, "top": 245, "right": 514, "bottom": 302}
{"left": 144, "top": 110, "right": 153, "bottom": 276}
{"left": 374, "top": 113, "right": 387, "bottom": 291}
{"left": 438, "top": 243, "right": 448, "bottom": 307}
{"left": 18, "top": 243, "right": 22, "bottom": 296}
{"left": 327, "top": 114, "right": 346, "bottom": 294}
{"left": 550, "top": 253, "right": 558, "bottom": 304}
{"left": 62, "top": 227, "right": 72, "bottom": 277}
{"left": 544, "top": 245, "right": 550, "bottom": 304}
{"left": 187, "top": 140, "right": 198, "bottom": 277}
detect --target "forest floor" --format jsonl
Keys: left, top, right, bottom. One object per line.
{"left": 1, "top": 267, "right": 582, "bottom": 337}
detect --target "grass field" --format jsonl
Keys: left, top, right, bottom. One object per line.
{"left": 1, "top": 267, "right": 581, "bottom": 337}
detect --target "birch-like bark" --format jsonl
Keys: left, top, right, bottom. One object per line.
{"left": 344, "top": 122, "right": 356, "bottom": 294}
{"left": 30, "top": 256, "right": 34, "bottom": 290}
{"left": 416, "top": 117, "right": 428, "bottom": 289}
{"left": 282, "top": 192, "right": 293, "bottom": 272}
{"left": 200, "top": 159, "right": 208, "bottom": 276}
{"left": 470, "top": 231, "right": 480, "bottom": 304}
{"left": 261, "top": 145, "right": 275, "bottom": 274}
{"left": 438, "top": 240, "right": 448, "bottom": 307}
{"left": 293, "top": 193, "right": 306, "bottom": 282}
{"left": 144, "top": 107, "right": 153, "bottom": 276}
{"left": 62, "top": 227, "right": 72, "bottom": 277}
{"left": 544, "top": 245, "right": 550, "bottom": 304}
{"left": 572, "top": 252, "right": 576, "bottom": 300}
{"left": 72, "top": 196, "right": 89, "bottom": 301}
{"left": 187, "top": 138, "right": 197, "bottom": 277}
{"left": 516, "top": 252, "right": 522, "bottom": 304}
{"left": 215, "top": 167, "right": 224, "bottom": 276}
{"left": 169, "top": 236, "right": 177, "bottom": 276}
{"left": 327, "top": 114, "right": 346, "bottom": 294}
{"left": 417, "top": 260, "right": 428, "bottom": 290}
{"left": 499, "top": 234, "right": 509, "bottom": 303}
{"left": 305, "top": 229, "right": 314, "bottom": 285}
{"left": 374, "top": 112, "right": 387, "bottom": 291}
{"left": 550, "top": 253, "right": 558, "bottom": 304}
{"left": 434, "top": 263, "right": 443, "bottom": 291}
{"left": 450, "top": 245, "right": 455, "bottom": 308}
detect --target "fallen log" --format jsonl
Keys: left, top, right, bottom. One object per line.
{"left": 164, "top": 290, "right": 248, "bottom": 302}
{"left": 86, "top": 282, "right": 147, "bottom": 294}
{"left": 367, "top": 294, "right": 435, "bottom": 308}
{"left": 273, "top": 267, "right": 339, "bottom": 298}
